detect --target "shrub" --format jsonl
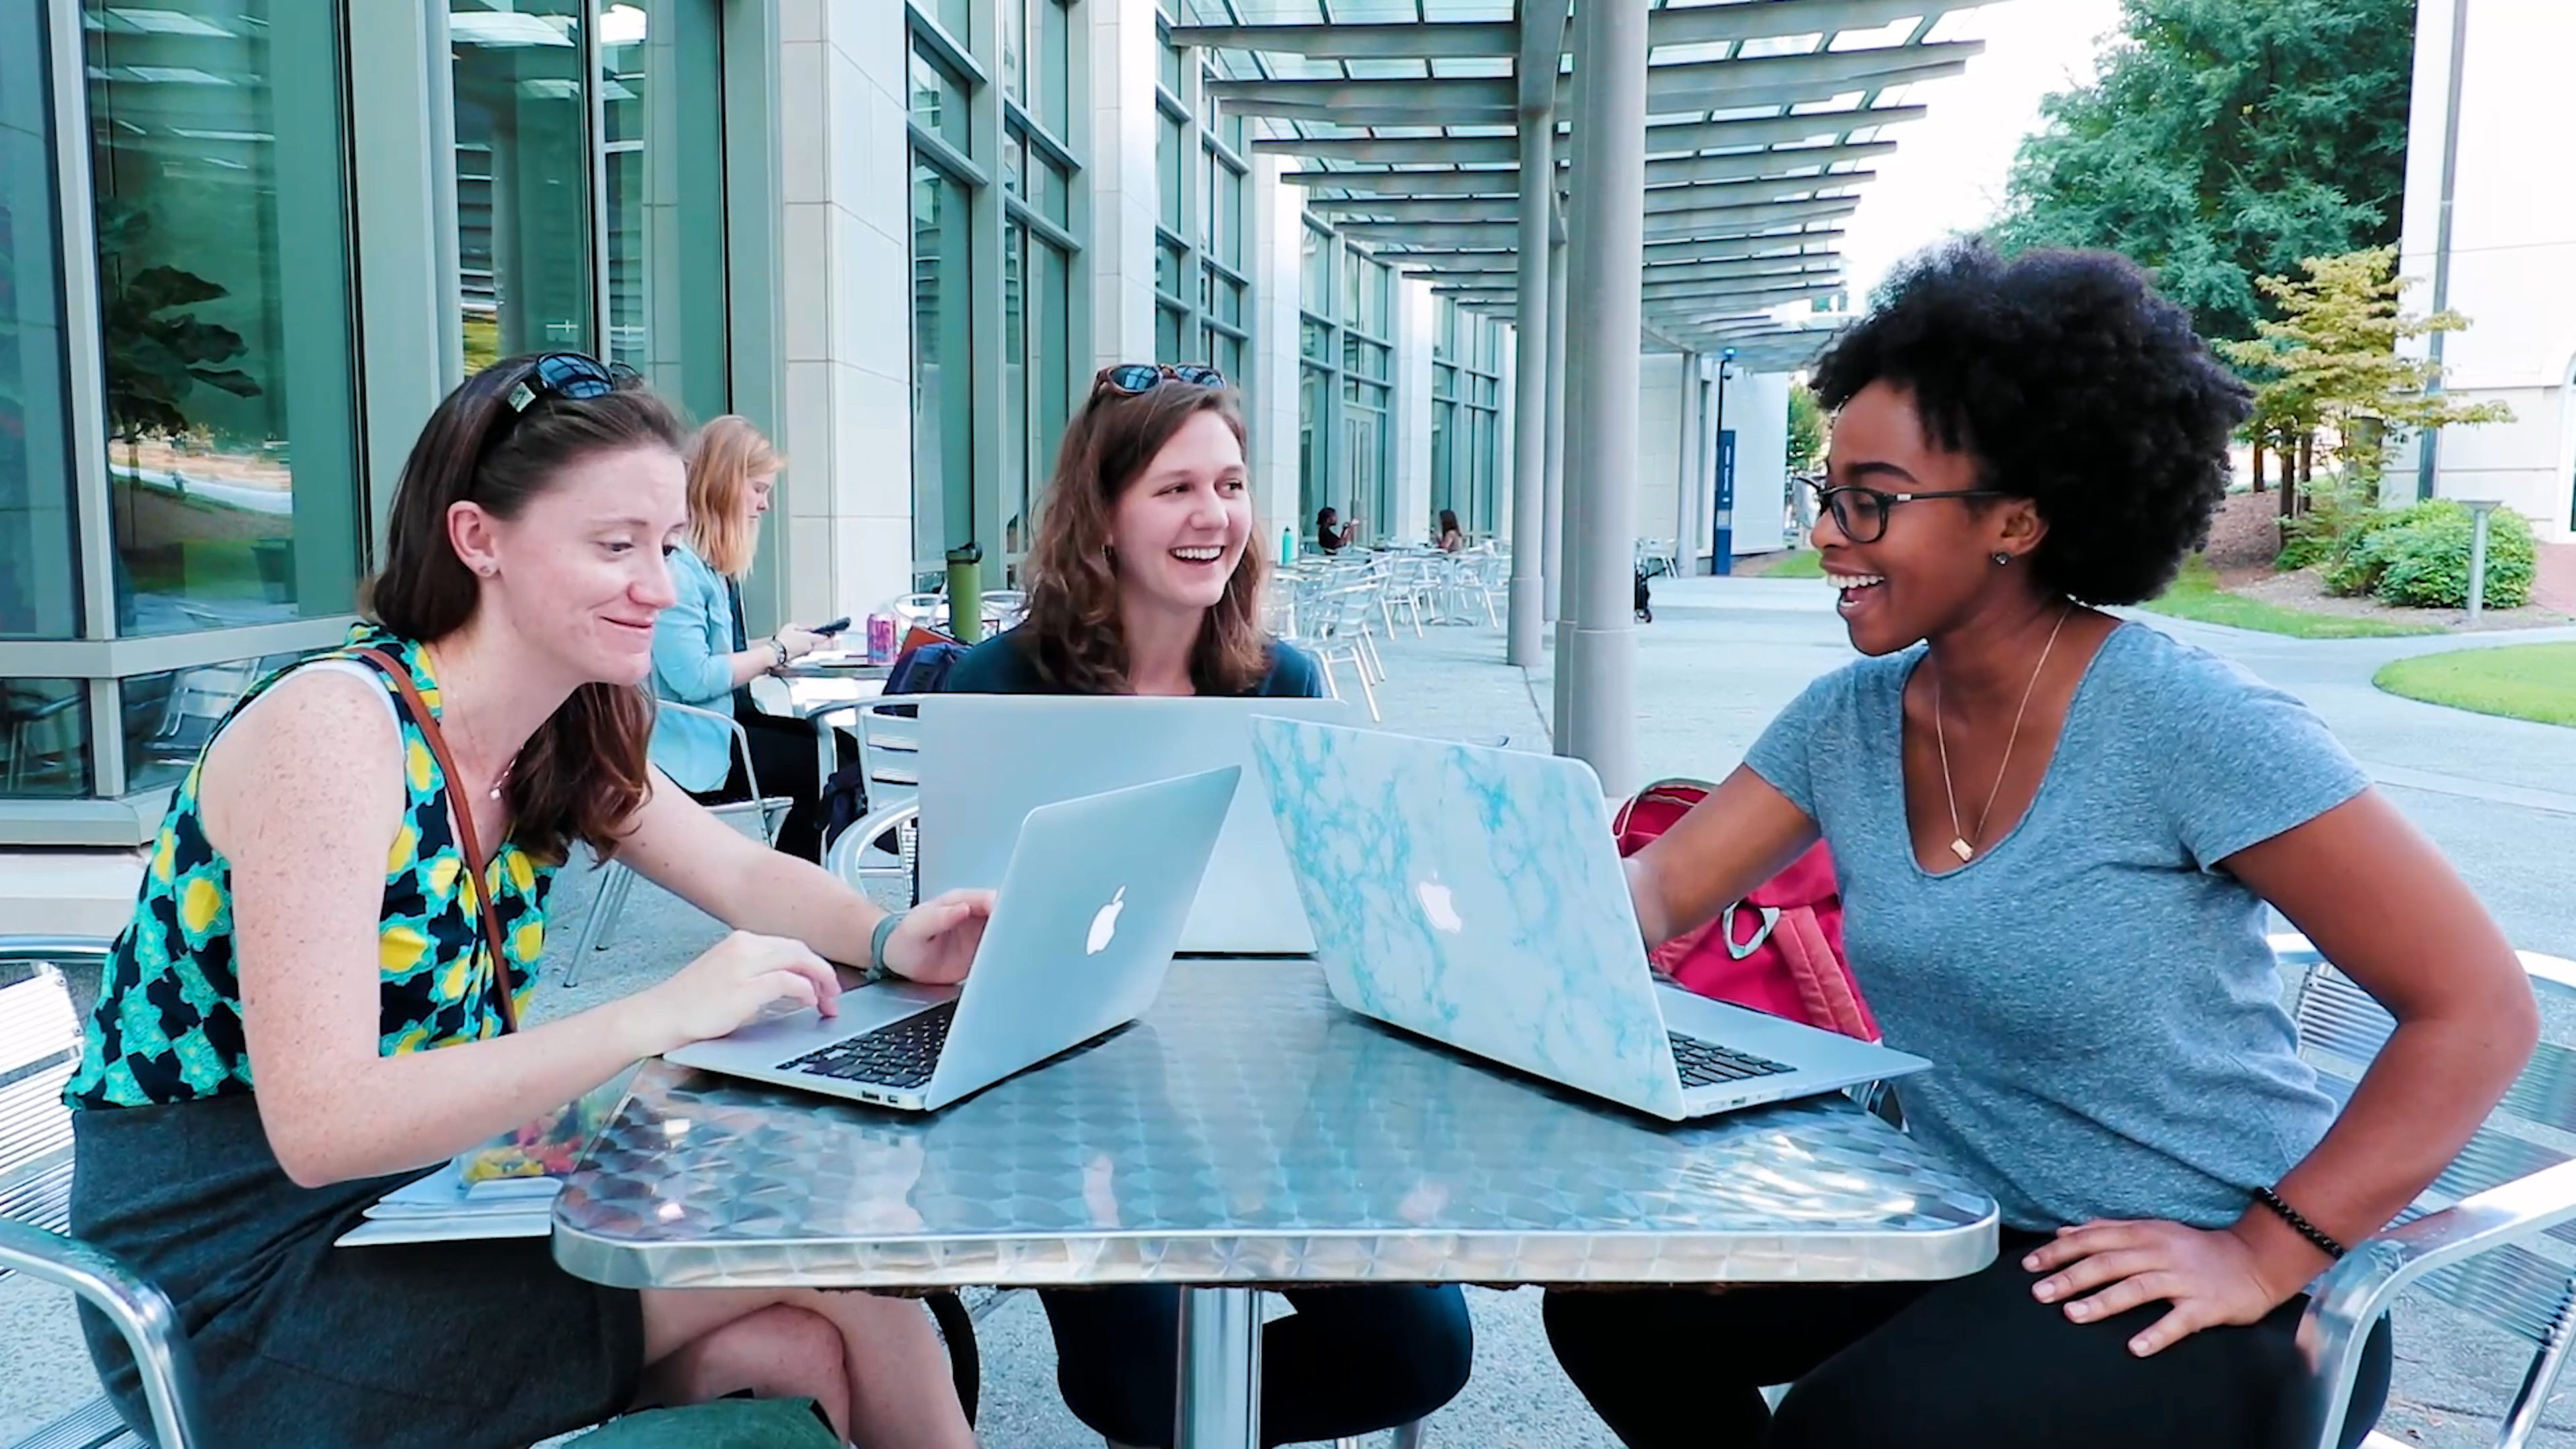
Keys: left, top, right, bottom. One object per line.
{"left": 2331, "top": 501, "right": 2535, "bottom": 609}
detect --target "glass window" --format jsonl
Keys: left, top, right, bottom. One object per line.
{"left": 454, "top": 0, "right": 592, "bottom": 374}
{"left": 0, "top": 0, "right": 79, "bottom": 641}
{"left": 930, "top": 0, "right": 969, "bottom": 42}
{"left": 1155, "top": 305, "right": 1183, "bottom": 366}
{"left": 1299, "top": 318, "right": 1331, "bottom": 364}
{"left": 1032, "top": 236, "right": 1069, "bottom": 540}
{"left": 911, "top": 159, "right": 972, "bottom": 576}
{"left": 1301, "top": 226, "right": 1331, "bottom": 317}
{"left": 599, "top": 0, "right": 727, "bottom": 421}
{"left": 1002, "top": 221, "right": 1025, "bottom": 557}
{"left": 1039, "top": 0, "right": 1071, "bottom": 137}
{"left": 1038, "top": 155, "right": 1069, "bottom": 227}
{"left": 1155, "top": 239, "right": 1185, "bottom": 301}
{"left": 1158, "top": 33, "right": 1183, "bottom": 97}
{"left": 1222, "top": 108, "right": 1246, "bottom": 155}
{"left": 1216, "top": 164, "right": 1243, "bottom": 268}
{"left": 1203, "top": 327, "right": 1241, "bottom": 386}
{"left": 1000, "top": 0, "right": 1024, "bottom": 105}
{"left": 1298, "top": 366, "right": 1326, "bottom": 527}
{"left": 1002, "top": 129, "right": 1024, "bottom": 201}
{"left": 910, "top": 43, "right": 970, "bottom": 152}
{"left": 1156, "top": 113, "right": 1183, "bottom": 231}
{"left": 93, "top": 1, "right": 364, "bottom": 636}
{"left": 118, "top": 651, "right": 297, "bottom": 792}
{"left": 0, "top": 677, "right": 89, "bottom": 798}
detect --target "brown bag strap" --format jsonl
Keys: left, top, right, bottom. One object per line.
{"left": 354, "top": 647, "right": 519, "bottom": 1034}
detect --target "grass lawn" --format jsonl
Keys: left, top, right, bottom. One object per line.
{"left": 2374, "top": 643, "right": 2576, "bottom": 728}
{"left": 2139, "top": 557, "right": 2438, "bottom": 640}
{"left": 1761, "top": 549, "right": 1823, "bottom": 578}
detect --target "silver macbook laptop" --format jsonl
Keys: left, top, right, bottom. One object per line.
{"left": 665, "top": 767, "right": 1238, "bottom": 1112}
{"left": 1248, "top": 718, "right": 1929, "bottom": 1122}
{"left": 916, "top": 694, "right": 1354, "bottom": 955}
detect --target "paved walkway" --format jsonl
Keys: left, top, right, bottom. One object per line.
{"left": 5, "top": 578, "right": 2572, "bottom": 1447}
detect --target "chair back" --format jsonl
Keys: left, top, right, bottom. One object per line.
{"left": 0, "top": 938, "right": 107, "bottom": 1262}
{"left": 849, "top": 696, "right": 926, "bottom": 808}
{"left": 657, "top": 700, "right": 786, "bottom": 845}
{"left": 2279, "top": 934, "right": 2576, "bottom": 1350}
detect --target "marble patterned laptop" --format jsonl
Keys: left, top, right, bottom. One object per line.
{"left": 1248, "top": 715, "right": 1690, "bottom": 1119}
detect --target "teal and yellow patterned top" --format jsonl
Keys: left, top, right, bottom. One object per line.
{"left": 67, "top": 627, "right": 555, "bottom": 1110}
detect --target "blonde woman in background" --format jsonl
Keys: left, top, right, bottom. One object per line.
{"left": 650, "top": 416, "right": 848, "bottom": 859}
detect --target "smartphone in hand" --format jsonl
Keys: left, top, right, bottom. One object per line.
{"left": 814, "top": 617, "right": 853, "bottom": 636}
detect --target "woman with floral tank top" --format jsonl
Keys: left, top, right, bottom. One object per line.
{"left": 65, "top": 354, "right": 994, "bottom": 1449}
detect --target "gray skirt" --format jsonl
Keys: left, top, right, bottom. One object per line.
{"left": 70, "top": 1092, "right": 644, "bottom": 1449}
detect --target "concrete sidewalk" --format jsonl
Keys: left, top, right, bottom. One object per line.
{"left": 5, "top": 577, "right": 2572, "bottom": 1447}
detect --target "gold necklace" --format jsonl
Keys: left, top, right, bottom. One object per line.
{"left": 418, "top": 643, "right": 519, "bottom": 802}
{"left": 1933, "top": 604, "right": 2072, "bottom": 863}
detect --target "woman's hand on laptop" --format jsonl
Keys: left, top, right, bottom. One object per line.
{"left": 621, "top": 930, "right": 843, "bottom": 1057}
{"left": 883, "top": 890, "right": 996, "bottom": 985}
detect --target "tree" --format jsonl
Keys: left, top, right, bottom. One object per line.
{"left": 1991, "top": 0, "right": 2416, "bottom": 345}
{"left": 1786, "top": 382, "right": 1826, "bottom": 476}
{"left": 2216, "top": 246, "right": 2511, "bottom": 562}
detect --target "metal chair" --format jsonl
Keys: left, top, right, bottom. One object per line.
{"left": 1, "top": 936, "right": 203, "bottom": 1449}
{"left": 817, "top": 697, "right": 928, "bottom": 914}
{"left": 1307, "top": 586, "right": 1383, "bottom": 721}
{"left": 2275, "top": 932, "right": 2576, "bottom": 1449}
{"left": 563, "top": 702, "right": 792, "bottom": 988}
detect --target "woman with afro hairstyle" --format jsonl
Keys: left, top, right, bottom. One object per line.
{"left": 1544, "top": 241, "right": 2537, "bottom": 1449}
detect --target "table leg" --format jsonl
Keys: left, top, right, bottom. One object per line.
{"left": 1175, "top": 1287, "right": 1262, "bottom": 1449}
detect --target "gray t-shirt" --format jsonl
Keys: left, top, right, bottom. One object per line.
{"left": 1743, "top": 621, "right": 2369, "bottom": 1232}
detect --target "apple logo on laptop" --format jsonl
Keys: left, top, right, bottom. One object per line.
{"left": 1415, "top": 877, "right": 1464, "bottom": 934}
{"left": 1087, "top": 887, "right": 1126, "bottom": 955}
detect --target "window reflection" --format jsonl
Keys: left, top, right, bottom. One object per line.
{"left": 87, "top": 1, "right": 364, "bottom": 638}
{"left": 119, "top": 653, "right": 301, "bottom": 792}
{"left": 0, "top": 678, "right": 89, "bottom": 798}
{"left": 453, "top": 0, "right": 592, "bottom": 372}
{"left": 0, "top": 0, "right": 79, "bottom": 640}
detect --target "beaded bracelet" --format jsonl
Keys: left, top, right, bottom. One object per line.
{"left": 2253, "top": 1185, "right": 2347, "bottom": 1260}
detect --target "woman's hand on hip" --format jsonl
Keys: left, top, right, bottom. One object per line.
{"left": 623, "top": 930, "right": 843, "bottom": 1056}
{"left": 2022, "top": 1218, "right": 2302, "bottom": 1357}
{"left": 884, "top": 890, "right": 995, "bottom": 985}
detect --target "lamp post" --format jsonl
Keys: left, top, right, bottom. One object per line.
{"left": 2463, "top": 499, "right": 2502, "bottom": 626}
{"left": 1709, "top": 349, "right": 1737, "bottom": 575}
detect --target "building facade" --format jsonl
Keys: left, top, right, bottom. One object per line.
{"left": 2396, "top": 0, "right": 2576, "bottom": 539}
{"left": 0, "top": 0, "right": 1780, "bottom": 854}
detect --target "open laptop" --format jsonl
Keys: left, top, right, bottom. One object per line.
{"left": 916, "top": 695, "right": 1354, "bottom": 955}
{"left": 1247, "top": 718, "right": 1929, "bottom": 1122}
{"left": 666, "top": 767, "right": 1238, "bottom": 1112}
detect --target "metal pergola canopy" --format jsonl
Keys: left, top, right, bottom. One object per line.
{"left": 1173, "top": 0, "right": 1986, "bottom": 367}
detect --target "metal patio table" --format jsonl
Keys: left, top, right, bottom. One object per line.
{"left": 749, "top": 665, "right": 888, "bottom": 793}
{"left": 553, "top": 962, "right": 1998, "bottom": 1449}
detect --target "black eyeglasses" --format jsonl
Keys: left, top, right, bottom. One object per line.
{"left": 1807, "top": 480, "right": 2010, "bottom": 544}
{"left": 1095, "top": 362, "right": 1227, "bottom": 395}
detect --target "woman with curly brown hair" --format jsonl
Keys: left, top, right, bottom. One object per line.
{"left": 944, "top": 363, "right": 1473, "bottom": 1448}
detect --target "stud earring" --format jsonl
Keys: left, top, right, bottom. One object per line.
{"left": 1991, "top": 551, "right": 2012, "bottom": 567}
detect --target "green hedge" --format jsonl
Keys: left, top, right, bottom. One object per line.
{"left": 2320, "top": 500, "right": 2534, "bottom": 610}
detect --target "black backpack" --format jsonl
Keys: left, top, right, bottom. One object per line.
{"left": 1633, "top": 565, "right": 1654, "bottom": 624}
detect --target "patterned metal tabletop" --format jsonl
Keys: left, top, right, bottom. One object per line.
{"left": 553, "top": 963, "right": 1998, "bottom": 1291}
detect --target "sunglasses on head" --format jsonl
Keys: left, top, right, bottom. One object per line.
{"left": 502, "top": 352, "right": 638, "bottom": 415}
{"left": 1094, "top": 362, "right": 1227, "bottom": 395}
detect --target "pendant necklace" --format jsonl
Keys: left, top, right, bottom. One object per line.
{"left": 1933, "top": 603, "right": 2072, "bottom": 863}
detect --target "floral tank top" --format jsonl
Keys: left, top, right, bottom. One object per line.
{"left": 66, "top": 627, "right": 555, "bottom": 1110}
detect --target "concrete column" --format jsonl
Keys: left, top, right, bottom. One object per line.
{"left": 1542, "top": 229, "right": 1567, "bottom": 619}
{"left": 1564, "top": 0, "right": 1648, "bottom": 797}
{"left": 1550, "top": 6, "right": 1594, "bottom": 758}
{"left": 1507, "top": 103, "right": 1554, "bottom": 666}
{"left": 1248, "top": 150, "right": 1306, "bottom": 561}
{"left": 1674, "top": 351, "right": 1703, "bottom": 574}
{"left": 1089, "top": 0, "right": 1160, "bottom": 372}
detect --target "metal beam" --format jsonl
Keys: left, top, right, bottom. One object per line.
{"left": 1439, "top": 268, "right": 1842, "bottom": 303}
{"left": 1205, "top": 45, "right": 1981, "bottom": 124}
{"left": 1519, "top": 0, "right": 1574, "bottom": 117}
{"left": 1649, "top": 0, "right": 1983, "bottom": 46}
{"left": 1247, "top": 104, "right": 1927, "bottom": 166}
{"left": 1315, "top": 172, "right": 1869, "bottom": 225}
{"left": 1167, "top": 20, "right": 1517, "bottom": 59}
{"left": 1341, "top": 195, "right": 1854, "bottom": 246}
{"left": 1283, "top": 140, "right": 1892, "bottom": 198}
{"left": 1392, "top": 227, "right": 1848, "bottom": 272}
{"left": 1425, "top": 254, "right": 1842, "bottom": 286}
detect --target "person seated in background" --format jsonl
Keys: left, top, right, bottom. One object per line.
{"left": 649, "top": 416, "right": 846, "bottom": 860}
{"left": 64, "top": 354, "right": 993, "bottom": 1449}
{"left": 1542, "top": 241, "right": 2538, "bottom": 1449}
{"left": 945, "top": 362, "right": 1474, "bottom": 1446}
{"left": 1315, "top": 504, "right": 1361, "bottom": 555}
{"left": 1435, "top": 508, "right": 1467, "bottom": 553}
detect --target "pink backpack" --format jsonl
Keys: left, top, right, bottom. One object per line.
{"left": 1611, "top": 779, "right": 1881, "bottom": 1042}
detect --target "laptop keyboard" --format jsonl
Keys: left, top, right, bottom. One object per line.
{"left": 778, "top": 1002, "right": 957, "bottom": 1090}
{"left": 1669, "top": 1033, "right": 1794, "bottom": 1089}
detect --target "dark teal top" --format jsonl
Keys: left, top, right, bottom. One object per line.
{"left": 945, "top": 626, "right": 1326, "bottom": 698}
